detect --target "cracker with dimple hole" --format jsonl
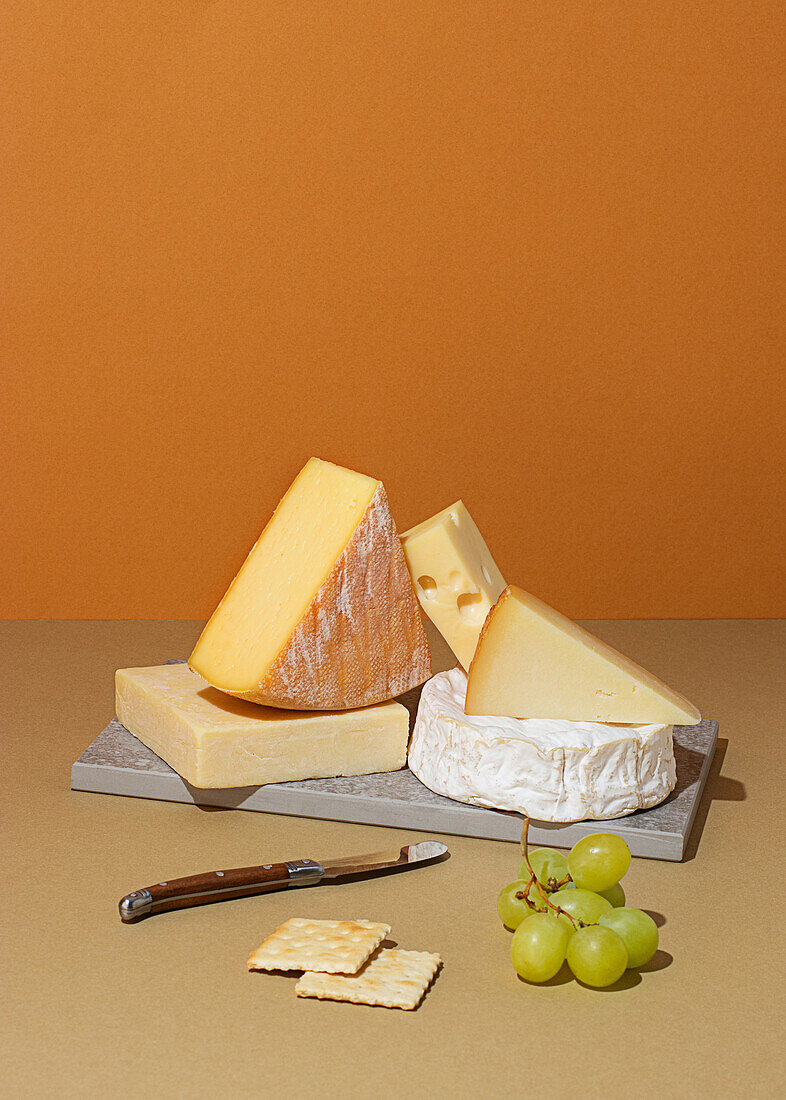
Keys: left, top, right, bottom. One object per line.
{"left": 295, "top": 948, "right": 442, "bottom": 1010}
{"left": 247, "top": 918, "right": 390, "bottom": 974}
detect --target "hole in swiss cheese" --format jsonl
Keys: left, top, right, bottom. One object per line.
{"left": 457, "top": 592, "right": 484, "bottom": 623}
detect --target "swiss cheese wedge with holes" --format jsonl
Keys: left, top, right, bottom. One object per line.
{"left": 401, "top": 501, "right": 505, "bottom": 670}
{"left": 189, "top": 458, "right": 431, "bottom": 709}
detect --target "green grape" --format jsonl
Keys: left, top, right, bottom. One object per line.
{"left": 598, "top": 882, "right": 626, "bottom": 908}
{"left": 568, "top": 833, "right": 632, "bottom": 892}
{"left": 517, "top": 848, "right": 569, "bottom": 889}
{"left": 497, "top": 880, "right": 549, "bottom": 929}
{"left": 599, "top": 908, "right": 659, "bottom": 967}
{"left": 510, "top": 914, "right": 571, "bottom": 983}
{"left": 549, "top": 887, "right": 612, "bottom": 929}
{"left": 566, "top": 925, "right": 628, "bottom": 987}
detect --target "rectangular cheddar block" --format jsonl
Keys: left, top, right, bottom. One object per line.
{"left": 115, "top": 664, "right": 410, "bottom": 789}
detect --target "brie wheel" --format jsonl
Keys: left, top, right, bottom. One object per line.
{"left": 409, "top": 668, "right": 677, "bottom": 822}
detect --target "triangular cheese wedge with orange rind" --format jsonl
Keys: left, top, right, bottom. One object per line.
{"left": 189, "top": 458, "right": 431, "bottom": 709}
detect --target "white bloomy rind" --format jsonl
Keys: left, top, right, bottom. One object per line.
{"left": 409, "top": 668, "right": 677, "bottom": 822}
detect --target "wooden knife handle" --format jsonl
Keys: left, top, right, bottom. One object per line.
{"left": 118, "top": 859, "right": 323, "bottom": 921}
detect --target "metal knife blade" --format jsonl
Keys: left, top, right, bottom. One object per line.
{"left": 320, "top": 841, "right": 449, "bottom": 878}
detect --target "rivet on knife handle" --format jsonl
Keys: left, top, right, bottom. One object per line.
{"left": 118, "top": 859, "right": 325, "bottom": 921}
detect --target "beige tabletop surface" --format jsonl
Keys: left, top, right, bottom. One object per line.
{"left": 3, "top": 619, "right": 785, "bottom": 1099}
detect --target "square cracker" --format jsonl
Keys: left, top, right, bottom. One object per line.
{"left": 295, "top": 948, "right": 442, "bottom": 1010}
{"left": 247, "top": 918, "right": 390, "bottom": 974}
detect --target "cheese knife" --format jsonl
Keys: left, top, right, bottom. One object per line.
{"left": 118, "top": 840, "right": 449, "bottom": 921}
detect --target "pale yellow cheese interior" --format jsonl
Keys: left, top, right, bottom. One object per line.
{"left": 466, "top": 586, "right": 701, "bottom": 725}
{"left": 401, "top": 501, "right": 505, "bottom": 670}
{"left": 116, "top": 664, "right": 409, "bottom": 788}
{"left": 189, "top": 458, "right": 378, "bottom": 693}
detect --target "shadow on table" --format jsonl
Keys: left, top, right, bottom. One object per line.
{"left": 517, "top": 949, "right": 674, "bottom": 991}
{"left": 682, "top": 738, "right": 744, "bottom": 862}
{"left": 642, "top": 909, "right": 666, "bottom": 928}
{"left": 184, "top": 780, "right": 262, "bottom": 811}
{"left": 637, "top": 949, "right": 673, "bottom": 973}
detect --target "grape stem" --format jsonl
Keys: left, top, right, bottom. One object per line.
{"left": 519, "top": 817, "right": 583, "bottom": 929}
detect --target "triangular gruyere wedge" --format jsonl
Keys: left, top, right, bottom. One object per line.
{"left": 465, "top": 586, "right": 701, "bottom": 724}
{"left": 189, "top": 458, "right": 431, "bottom": 709}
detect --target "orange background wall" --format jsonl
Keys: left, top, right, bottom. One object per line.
{"left": 3, "top": 2, "right": 784, "bottom": 620}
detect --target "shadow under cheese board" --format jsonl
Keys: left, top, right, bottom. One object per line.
{"left": 71, "top": 661, "right": 717, "bottom": 861}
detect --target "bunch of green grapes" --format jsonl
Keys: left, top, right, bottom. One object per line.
{"left": 497, "top": 833, "right": 659, "bottom": 988}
